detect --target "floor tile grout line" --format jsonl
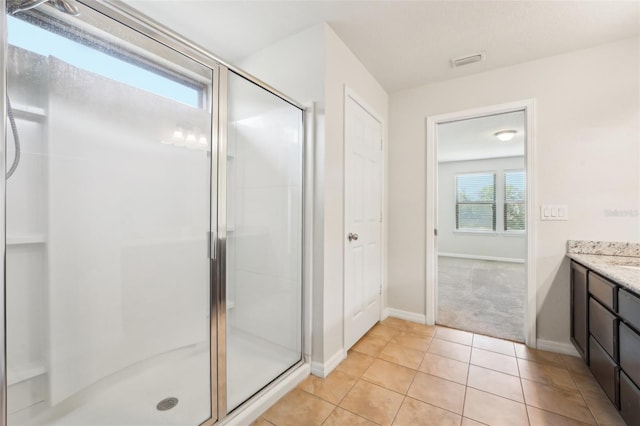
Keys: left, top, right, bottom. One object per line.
{"left": 467, "top": 361, "right": 520, "bottom": 379}
{"left": 331, "top": 403, "right": 383, "bottom": 426}
{"left": 358, "top": 366, "right": 418, "bottom": 395}
{"left": 516, "top": 351, "right": 533, "bottom": 425}
{"left": 340, "top": 379, "right": 404, "bottom": 425}
{"left": 296, "top": 387, "right": 339, "bottom": 408}
{"left": 389, "top": 395, "right": 407, "bottom": 426}
{"left": 464, "top": 382, "right": 526, "bottom": 405}
{"left": 462, "top": 348, "right": 526, "bottom": 425}
{"left": 460, "top": 352, "right": 472, "bottom": 422}
{"left": 319, "top": 406, "right": 338, "bottom": 426}
{"left": 415, "top": 341, "right": 429, "bottom": 372}
{"left": 529, "top": 405, "right": 602, "bottom": 426}
{"left": 403, "top": 391, "right": 467, "bottom": 419}
{"left": 431, "top": 335, "right": 473, "bottom": 347}
{"left": 387, "top": 331, "right": 434, "bottom": 352}
{"left": 520, "top": 377, "right": 601, "bottom": 425}
{"left": 335, "top": 368, "right": 361, "bottom": 406}
{"left": 469, "top": 337, "right": 517, "bottom": 357}
{"left": 298, "top": 368, "right": 362, "bottom": 403}
{"left": 374, "top": 340, "right": 429, "bottom": 371}
{"left": 567, "top": 366, "right": 602, "bottom": 425}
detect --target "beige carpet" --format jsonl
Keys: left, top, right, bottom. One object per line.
{"left": 437, "top": 256, "right": 525, "bottom": 342}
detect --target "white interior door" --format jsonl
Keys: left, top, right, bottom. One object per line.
{"left": 344, "top": 93, "right": 383, "bottom": 350}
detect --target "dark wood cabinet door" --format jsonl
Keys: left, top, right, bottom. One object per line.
{"left": 571, "top": 261, "right": 589, "bottom": 362}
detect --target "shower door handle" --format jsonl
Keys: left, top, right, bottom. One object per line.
{"left": 208, "top": 231, "right": 216, "bottom": 260}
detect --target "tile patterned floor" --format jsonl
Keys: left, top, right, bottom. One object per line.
{"left": 253, "top": 318, "right": 626, "bottom": 426}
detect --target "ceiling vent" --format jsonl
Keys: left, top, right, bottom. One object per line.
{"left": 451, "top": 52, "right": 485, "bottom": 68}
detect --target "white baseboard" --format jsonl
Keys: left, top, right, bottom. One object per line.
{"left": 385, "top": 307, "right": 426, "bottom": 325}
{"left": 221, "top": 362, "right": 310, "bottom": 426}
{"left": 310, "top": 349, "right": 345, "bottom": 378}
{"left": 439, "top": 252, "right": 525, "bottom": 264}
{"left": 536, "top": 339, "right": 580, "bottom": 357}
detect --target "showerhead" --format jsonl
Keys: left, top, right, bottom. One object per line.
{"left": 51, "top": 0, "right": 80, "bottom": 16}
{"left": 7, "top": 0, "right": 48, "bottom": 15}
{"left": 7, "top": 0, "right": 79, "bottom": 16}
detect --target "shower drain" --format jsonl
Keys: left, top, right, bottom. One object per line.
{"left": 156, "top": 397, "right": 179, "bottom": 411}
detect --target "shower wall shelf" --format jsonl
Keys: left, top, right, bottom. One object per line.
{"left": 121, "top": 236, "right": 207, "bottom": 247}
{"left": 11, "top": 103, "right": 47, "bottom": 120}
{"left": 7, "top": 365, "right": 46, "bottom": 386}
{"left": 6, "top": 234, "right": 47, "bottom": 245}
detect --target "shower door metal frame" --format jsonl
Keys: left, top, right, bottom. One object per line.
{"left": 1, "top": 1, "right": 308, "bottom": 425}
{"left": 216, "top": 67, "right": 228, "bottom": 419}
{"left": 1, "top": 3, "right": 8, "bottom": 426}
{"left": 1, "top": 1, "right": 222, "bottom": 424}
{"left": 215, "top": 69, "right": 307, "bottom": 421}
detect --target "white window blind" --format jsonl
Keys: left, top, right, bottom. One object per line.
{"left": 504, "top": 170, "right": 526, "bottom": 231}
{"left": 456, "top": 173, "right": 496, "bottom": 231}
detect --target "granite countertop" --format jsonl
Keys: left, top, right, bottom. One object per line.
{"left": 567, "top": 240, "right": 640, "bottom": 295}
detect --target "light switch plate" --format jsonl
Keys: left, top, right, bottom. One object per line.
{"left": 541, "top": 204, "right": 568, "bottom": 221}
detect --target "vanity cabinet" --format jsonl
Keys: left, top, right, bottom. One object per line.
{"left": 569, "top": 261, "right": 640, "bottom": 425}
{"left": 620, "top": 372, "right": 640, "bottom": 426}
{"left": 570, "top": 262, "right": 589, "bottom": 361}
{"left": 589, "top": 297, "right": 618, "bottom": 360}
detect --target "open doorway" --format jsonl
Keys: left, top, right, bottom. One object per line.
{"left": 436, "top": 110, "right": 526, "bottom": 341}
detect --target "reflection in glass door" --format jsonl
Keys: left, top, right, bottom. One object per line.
{"left": 5, "top": 5, "right": 214, "bottom": 425}
{"left": 222, "top": 71, "right": 303, "bottom": 412}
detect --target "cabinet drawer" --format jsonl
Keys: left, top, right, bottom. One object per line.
{"left": 619, "top": 288, "right": 640, "bottom": 333}
{"left": 589, "top": 297, "right": 618, "bottom": 360}
{"left": 588, "top": 272, "right": 617, "bottom": 311}
{"left": 589, "top": 336, "right": 618, "bottom": 407}
{"left": 620, "top": 371, "right": 640, "bottom": 426}
{"left": 620, "top": 322, "right": 640, "bottom": 388}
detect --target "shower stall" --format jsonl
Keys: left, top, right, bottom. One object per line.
{"left": 1, "top": 1, "right": 305, "bottom": 425}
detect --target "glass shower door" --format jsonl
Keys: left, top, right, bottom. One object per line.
{"left": 6, "top": 5, "right": 214, "bottom": 426}
{"left": 222, "top": 71, "right": 303, "bottom": 412}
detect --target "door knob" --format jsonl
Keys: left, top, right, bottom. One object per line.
{"left": 348, "top": 233, "right": 359, "bottom": 242}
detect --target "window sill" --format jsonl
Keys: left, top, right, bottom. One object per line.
{"left": 502, "top": 231, "right": 526, "bottom": 237}
{"left": 453, "top": 230, "right": 498, "bottom": 236}
{"left": 452, "top": 230, "right": 526, "bottom": 237}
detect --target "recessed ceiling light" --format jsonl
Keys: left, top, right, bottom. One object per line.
{"left": 494, "top": 130, "right": 517, "bottom": 142}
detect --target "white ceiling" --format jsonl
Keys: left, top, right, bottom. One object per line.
{"left": 125, "top": 0, "right": 640, "bottom": 93}
{"left": 438, "top": 111, "right": 525, "bottom": 163}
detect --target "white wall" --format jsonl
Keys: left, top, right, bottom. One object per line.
{"left": 438, "top": 156, "right": 526, "bottom": 260}
{"left": 388, "top": 36, "right": 640, "bottom": 346}
{"left": 239, "top": 24, "right": 325, "bottom": 110}
{"left": 240, "top": 24, "right": 389, "bottom": 370}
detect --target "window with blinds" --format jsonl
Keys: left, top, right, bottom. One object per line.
{"left": 456, "top": 173, "right": 496, "bottom": 231}
{"left": 504, "top": 170, "right": 526, "bottom": 231}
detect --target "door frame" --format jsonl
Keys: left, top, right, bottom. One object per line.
{"left": 425, "top": 99, "right": 537, "bottom": 347}
{"left": 342, "top": 86, "right": 385, "bottom": 353}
